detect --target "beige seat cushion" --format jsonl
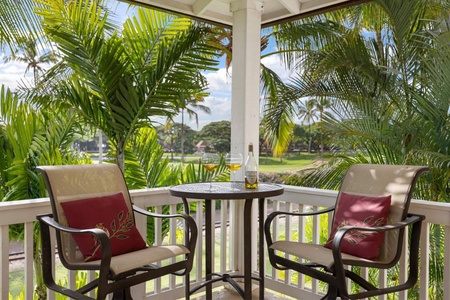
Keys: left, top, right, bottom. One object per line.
{"left": 79, "top": 245, "right": 191, "bottom": 275}
{"left": 110, "top": 245, "right": 190, "bottom": 275}
{"left": 270, "top": 241, "right": 377, "bottom": 269}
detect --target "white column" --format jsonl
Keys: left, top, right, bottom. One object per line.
{"left": 230, "top": 0, "right": 262, "bottom": 178}
{"left": 230, "top": 0, "right": 262, "bottom": 281}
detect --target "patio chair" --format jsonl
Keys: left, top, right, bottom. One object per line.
{"left": 36, "top": 164, "right": 197, "bottom": 300}
{"left": 265, "top": 164, "right": 428, "bottom": 300}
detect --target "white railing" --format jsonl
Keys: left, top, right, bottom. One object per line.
{"left": 1, "top": 185, "right": 450, "bottom": 299}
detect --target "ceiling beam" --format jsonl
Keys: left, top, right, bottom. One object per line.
{"left": 262, "top": 0, "right": 372, "bottom": 27}
{"left": 278, "top": 0, "right": 300, "bottom": 14}
{"left": 193, "top": 0, "right": 214, "bottom": 15}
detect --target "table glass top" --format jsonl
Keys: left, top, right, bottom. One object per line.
{"left": 169, "top": 182, "right": 284, "bottom": 199}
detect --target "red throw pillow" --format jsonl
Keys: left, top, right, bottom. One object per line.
{"left": 324, "top": 192, "right": 391, "bottom": 260}
{"left": 61, "top": 192, "right": 147, "bottom": 261}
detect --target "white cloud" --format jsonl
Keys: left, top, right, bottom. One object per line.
{"left": 0, "top": 50, "right": 293, "bottom": 132}
{"left": 261, "top": 55, "right": 292, "bottom": 82}
{"left": 0, "top": 60, "right": 31, "bottom": 90}
{"left": 178, "top": 95, "right": 231, "bottom": 130}
{"left": 204, "top": 67, "right": 231, "bottom": 93}
{"left": 183, "top": 56, "right": 294, "bottom": 130}
{"left": 173, "top": 67, "right": 232, "bottom": 130}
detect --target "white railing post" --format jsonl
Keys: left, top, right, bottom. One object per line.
{"left": 420, "top": 222, "right": 430, "bottom": 300}
{"left": 24, "top": 222, "right": 34, "bottom": 300}
{"left": 444, "top": 225, "right": 450, "bottom": 300}
{"left": 1, "top": 225, "right": 9, "bottom": 300}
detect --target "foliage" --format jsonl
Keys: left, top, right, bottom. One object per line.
{"left": 274, "top": 0, "right": 450, "bottom": 296}
{"left": 156, "top": 123, "right": 197, "bottom": 155}
{"left": 32, "top": 0, "right": 218, "bottom": 171}
{"left": 0, "top": 0, "right": 48, "bottom": 54}
{"left": 195, "top": 120, "right": 231, "bottom": 153}
{"left": 1, "top": 1, "right": 220, "bottom": 297}
{"left": 281, "top": 0, "right": 450, "bottom": 199}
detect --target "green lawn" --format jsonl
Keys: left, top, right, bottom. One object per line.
{"left": 258, "top": 153, "right": 322, "bottom": 173}
{"left": 164, "top": 152, "right": 325, "bottom": 173}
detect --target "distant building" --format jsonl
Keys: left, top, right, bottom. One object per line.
{"left": 195, "top": 140, "right": 207, "bottom": 153}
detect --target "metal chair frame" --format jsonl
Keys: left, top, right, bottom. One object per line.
{"left": 37, "top": 164, "right": 197, "bottom": 300}
{"left": 265, "top": 164, "right": 429, "bottom": 300}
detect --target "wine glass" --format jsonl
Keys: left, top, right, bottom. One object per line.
{"left": 201, "top": 153, "right": 220, "bottom": 192}
{"left": 225, "top": 152, "right": 243, "bottom": 191}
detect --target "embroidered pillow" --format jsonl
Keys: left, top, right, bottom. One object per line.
{"left": 60, "top": 192, "right": 147, "bottom": 261}
{"left": 324, "top": 192, "right": 391, "bottom": 260}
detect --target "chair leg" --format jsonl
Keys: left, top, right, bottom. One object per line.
{"left": 112, "top": 287, "right": 133, "bottom": 300}
{"left": 321, "top": 285, "right": 339, "bottom": 300}
{"left": 185, "top": 272, "right": 191, "bottom": 300}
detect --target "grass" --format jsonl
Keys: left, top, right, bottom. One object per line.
{"left": 9, "top": 260, "right": 69, "bottom": 299}
{"left": 162, "top": 152, "right": 326, "bottom": 173}
{"left": 258, "top": 152, "right": 322, "bottom": 173}
{"left": 93, "top": 151, "right": 325, "bottom": 173}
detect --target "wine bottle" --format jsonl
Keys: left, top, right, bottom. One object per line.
{"left": 244, "top": 143, "right": 258, "bottom": 189}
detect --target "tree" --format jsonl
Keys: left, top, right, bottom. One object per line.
{"left": 261, "top": 12, "right": 347, "bottom": 156}
{"left": 297, "top": 99, "right": 319, "bottom": 154}
{"left": 312, "top": 98, "right": 330, "bottom": 156}
{"left": 4, "top": 37, "right": 57, "bottom": 86}
{"left": 209, "top": 26, "right": 306, "bottom": 157}
{"left": 160, "top": 123, "right": 196, "bottom": 157}
{"left": 0, "top": 0, "right": 46, "bottom": 54}
{"left": 0, "top": 85, "right": 91, "bottom": 299}
{"left": 195, "top": 121, "right": 231, "bottom": 153}
{"left": 275, "top": 0, "right": 449, "bottom": 296}
{"left": 33, "top": 0, "right": 218, "bottom": 172}
{"left": 173, "top": 92, "right": 211, "bottom": 162}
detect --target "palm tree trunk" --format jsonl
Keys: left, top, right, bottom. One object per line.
{"left": 308, "top": 123, "right": 312, "bottom": 154}
{"left": 181, "top": 110, "right": 185, "bottom": 163}
{"left": 116, "top": 136, "right": 125, "bottom": 172}
{"left": 34, "top": 232, "right": 46, "bottom": 300}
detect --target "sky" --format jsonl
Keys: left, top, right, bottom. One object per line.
{"left": 0, "top": 1, "right": 292, "bottom": 131}
{"left": 177, "top": 54, "right": 292, "bottom": 131}
{"left": 0, "top": 59, "right": 34, "bottom": 90}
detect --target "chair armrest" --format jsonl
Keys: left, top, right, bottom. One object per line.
{"left": 331, "top": 213, "right": 425, "bottom": 264}
{"left": 132, "top": 205, "right": 198, "bottom": 251}
{"left": 265, "top": 205, "right": 335, "bottom": 247}
{"left": 36, "top": 214, "right": 112, "bottom": 290}
{"left": 267, "top": 205, "right": 335, "bottom": 224}
{"left": 36, "top": 213, "right": 112, "bottom": 270}
{"left": 133, "top": 205, "right": 198, "bottom": 230}
{"left": 332, "top": 213, "right": 425, "bottom": 248}
{"left": 133, "top": 205, "right": 190, "bottom": 220}
{"left": 38, "top": 214, "right": 110, "bottom": 238}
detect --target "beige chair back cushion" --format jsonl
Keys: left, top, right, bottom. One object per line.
{"left": 40, "top": 164, "right": 133, "bottom": 265}
{"left": 337, "top": 164, "right": 426, "bottom": 263}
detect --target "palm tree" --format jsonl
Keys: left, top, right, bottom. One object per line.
{"left": 207, "top": 22, "right": 336, "bottom": 157}
{"left": 33, "top": 0, "right": 218, "bottom": 172}
{"left": 0, "top": 84, "right": 92, "bottom": 299}
{"left": 311, "top": 98, "right": 330, "bottom": 156}
{"left": 0, "top": 0, "right": 46, "bottom": 54}
{"left": 174, "top": 92, "right": 211, "bottom": 162}
{"left": 4, "top": 38, "right": 57, "bottom": 86}
{"left": 274, "top": 0, "right": 449, "bottom": 296}
{"left": 297, "top": 99, "right": 319, "bottom": 154}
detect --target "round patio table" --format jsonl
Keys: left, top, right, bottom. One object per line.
{"left": 169, "top": 182, "right": 284, "bottom": 300}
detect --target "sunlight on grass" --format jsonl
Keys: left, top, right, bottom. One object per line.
{"left": 165, "top": 152, "right": 325, "bottom": 173}
{"left": 258, "top": 153, "right": 324, "bottom": 173}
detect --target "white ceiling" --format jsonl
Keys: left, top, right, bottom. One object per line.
{"left": 125, "top": 0, "right": 370, "bottom": 28}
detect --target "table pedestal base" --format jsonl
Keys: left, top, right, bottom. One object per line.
{"left": 170, "top": 182, "right": 284, "bottom": 300}
{"left": 190, "top": 274, "right": 253, "bottom": 298}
